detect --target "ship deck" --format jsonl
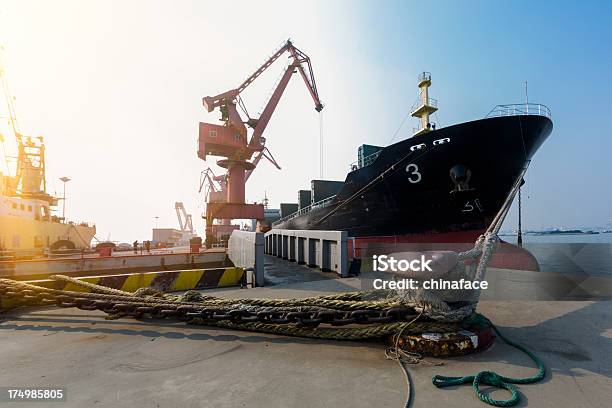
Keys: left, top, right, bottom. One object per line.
{"left": 0, "top": 258, "right": 609, "bottom": 407}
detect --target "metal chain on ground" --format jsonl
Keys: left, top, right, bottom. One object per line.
{"left": 1, "top": 279, "right": 466, "bottom": 336}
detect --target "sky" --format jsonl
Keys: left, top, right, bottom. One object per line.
{"left": 0, "top": 0, "right": 611, "bottom": 242}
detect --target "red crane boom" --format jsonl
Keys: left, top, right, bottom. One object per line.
{"left": 197, "top": 39, "right": 323, "bottom": 245}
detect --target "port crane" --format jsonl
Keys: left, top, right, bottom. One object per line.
{"left": 174, "top": 202, "right": 194, "bottom": 235}
{"left": 0, "top": 52, "right": 51, "bottom": 203}
{"left": 198, "top": 39, "right": 323, "bottom": 244}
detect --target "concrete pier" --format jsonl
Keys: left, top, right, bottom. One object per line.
{"left": 0, "top": 267, "right": 610, "bottom": 407}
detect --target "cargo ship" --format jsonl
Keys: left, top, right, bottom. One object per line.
{"left": 0, "top": 136, "right": 96, "bottom": 253}
{"left": 273, "top": 73, "right": 553, "bottom": 247}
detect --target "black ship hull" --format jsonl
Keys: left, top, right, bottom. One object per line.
{"left": 274, "top": 114, "right": 552, "bottom": 240}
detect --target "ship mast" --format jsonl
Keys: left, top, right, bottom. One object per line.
{"left": 410, "top": 72, "right": 438, "bottom": 136}
{"left": 0, "top": 49, "right": 51, "bottom": 202}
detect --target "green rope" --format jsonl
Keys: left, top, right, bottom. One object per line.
{"left": 431, "top": 313, "right": 545, "bottom": 407}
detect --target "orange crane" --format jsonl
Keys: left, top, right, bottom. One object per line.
{"left": 198, "top": 39, "right": 323, "bottom": 245}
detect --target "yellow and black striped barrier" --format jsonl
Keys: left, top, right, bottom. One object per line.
{"left": 1, "top": 267, "right": 244, "bottom": 311}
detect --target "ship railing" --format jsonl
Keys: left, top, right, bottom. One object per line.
{"left": 349, "top": 150, "right": 383, "bottom": 171}
{"left": 410, "top": 97, "right": 438, "bottom": 114}
{"left": 272, "top": 195, "right": 337, "bottom": 226}
{"left": 52, "top": 218, "right": 95, "bottom": 228}
{"left": 65, "top": 220, "right": 95, "bottom": 228}
{"left": 485, "top": 103, "right": 552, "bottom": 119}
{"left": 418, "top": 72, "right": 432, "bottom": 83}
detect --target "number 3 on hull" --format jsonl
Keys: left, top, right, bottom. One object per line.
{"left": 406, "top": 163, "right": 422, "bottom": 183}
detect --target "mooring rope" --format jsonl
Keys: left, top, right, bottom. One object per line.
{"left": 51, "top": 274, "right": 134, "bottom": 297}
{"left": 201, "top": 320, "right": 458, "bottom": 341}
{"left": 385, "top": 310, "right": 424, "bottom": 408}
{"left": 395, "top": 163, "right": 542, "bottom": 407}
{"left": 432, "top": 314, "right": 545, "bottom": 407}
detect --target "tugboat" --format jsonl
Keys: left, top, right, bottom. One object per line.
{"left": 273, "top": 73, "right": 552, "bottom": 268}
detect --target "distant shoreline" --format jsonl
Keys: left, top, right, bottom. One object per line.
{"left": 500, "top": 230, "right": 605, "bottom": 236}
